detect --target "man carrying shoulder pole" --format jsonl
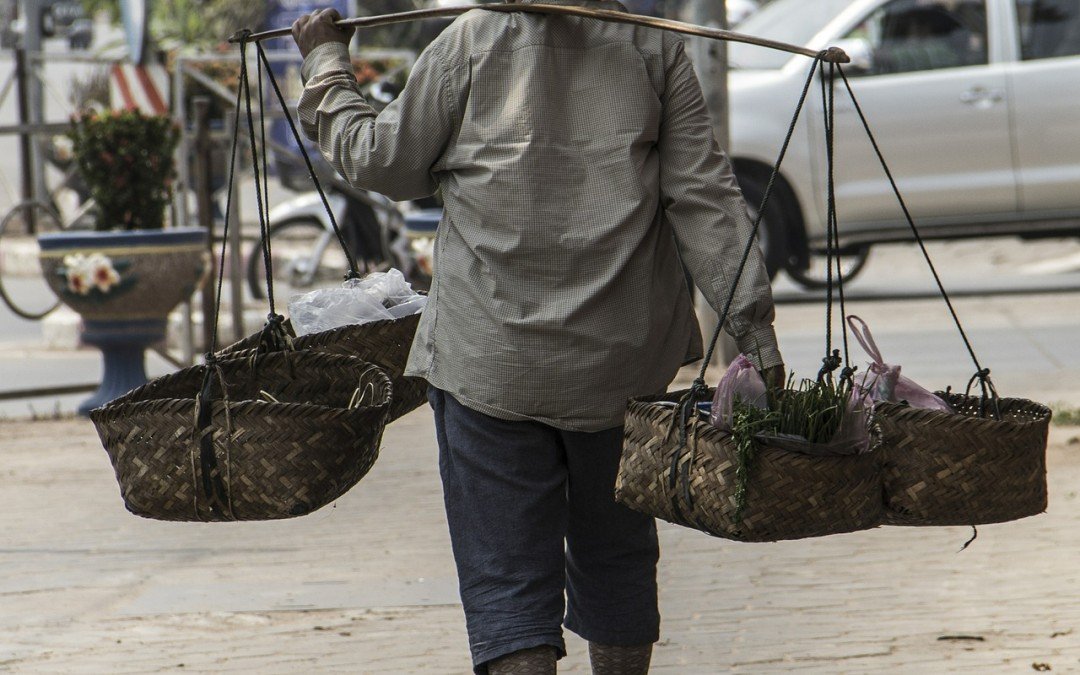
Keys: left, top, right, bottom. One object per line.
{"left": 292, "top": 2, "right": 784, "bottom": 672}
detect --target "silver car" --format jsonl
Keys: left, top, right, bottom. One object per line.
{"left": 727, "top": 0, "right": 1080, "bottom": 287}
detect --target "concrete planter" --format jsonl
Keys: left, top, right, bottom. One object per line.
{"left": 38, "top": 227, "right": 209, "bottom": 414}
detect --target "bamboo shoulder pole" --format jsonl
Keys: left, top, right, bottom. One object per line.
{"left": 229, "top": 3, "right": 849, "bottom": 64}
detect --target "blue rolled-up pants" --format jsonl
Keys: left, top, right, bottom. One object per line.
{"left": 428, "top": 388, "right": 660, "bottom": 673}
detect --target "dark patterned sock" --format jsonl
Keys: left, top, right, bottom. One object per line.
{"left": 588, "top": 642, "right": 653, "bottom": 675}
{"left": 488, "top": 646, "right": 557, "bottom": 675}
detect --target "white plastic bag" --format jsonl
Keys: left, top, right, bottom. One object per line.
{"left": 289, "top": 269, "right": 426, "bottom": 337}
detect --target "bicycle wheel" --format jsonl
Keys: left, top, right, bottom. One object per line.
{"left": 246, "top": 218, "right": 349, "bottom": 301}
{"left": 0, "top": 201, "right": 63, "bottom": 320}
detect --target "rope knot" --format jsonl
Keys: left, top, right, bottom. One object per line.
{"left": 344, "top": 269, "right": 362, "bottom": 282}
{"left": 203, "top": 352, "right": 219, "bottom": 366}
{"left": 257, "top": 313, "right": 294, "bottom": 354}
{"left": 688, "top": 377, "right": 710, "bottom": 400}
{"left": 229, "top": 28, "right": 253, "bottom": 44}
{"left": 839, "top": 365, "right": 858, "bottom": 384}
{"left": 817, "top": 349, "right": 842, "bottom": 382}
{"left": 821, "top": 46, "right": 851, "bottom": 64}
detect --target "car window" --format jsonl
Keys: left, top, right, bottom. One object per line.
{"left": 843, "top": 0, "right": 989, "bottom": 76}
{"left": 1015, "top": 0, "right": 1080, "bottom": 59}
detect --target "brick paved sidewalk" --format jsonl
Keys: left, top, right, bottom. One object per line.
{"left": 1, "top": 411, "right": 1078, "bottom": 674}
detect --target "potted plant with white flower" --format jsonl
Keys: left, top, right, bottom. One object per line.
{"left": 37, "top": 109, "right": 208, "bottom": 414}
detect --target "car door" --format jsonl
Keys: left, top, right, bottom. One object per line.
{"left": 815, "top": 0, "right": 1018, "bottom": 231}
{"left": 1008, "top": 0, "right": 1080, "bottom": 213}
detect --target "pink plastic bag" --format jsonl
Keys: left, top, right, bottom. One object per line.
{"left": 710, "top": 354, "right": 870, "bottom": 457}
{"left": 847, "top": 315, "right": 952, "bottom": 412}
{"left": 709, "top": 354, "right": 767, "bottom": 428}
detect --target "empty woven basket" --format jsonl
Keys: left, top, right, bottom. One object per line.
{"left": 875, "top": 393, "right": 1051, "bottom": 526}
{"left": 90, "top": 350, "right": 392, "bottom": 522}
{"left": 219, "top": 314, "right": 426, "bottom": 423}
{"left": 616, "top": 390, "right": 884, "bottom": 542}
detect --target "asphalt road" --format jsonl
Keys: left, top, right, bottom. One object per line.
{"left": 1, "top": 235, "right": 1078, "bottom": 418}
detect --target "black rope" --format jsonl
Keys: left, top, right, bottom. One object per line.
{"left": 256, "top": 43, "right": 361, "bottom": 280}
{"left": 694, "top": 56, "right": 822, "bottom": 385}
{"left": 242, "top": 45, "right": 275, "bottom": 326}
{"left": 819, "top": 63, "right": 837, "bottom": 378}
{"left": 191, "top": 31, "right": 252, "bottom": 521}
{"left": 194, "top": 352, "right": 233, "bottom": 520}
{"left": 254, "top": 46, "right": 279, "bottom": 318}
{"left": 827, "top": 62, "right": 854, "bottom": 372}
{"left": 835, "top": 66, "right": 997, "bottom": 412}
{"left": 818, "top": 61, "right": 854, "bottom": 383}
{"left": 205, "top": 40, "right": 247, "bottom": 357}
{"left": 667, "top": 56, "right": 823, "bottom": 520}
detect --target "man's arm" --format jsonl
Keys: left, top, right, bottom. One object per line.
{"left": 658, "top": 37, "right": 784, "bottom": 377}
{"left": 294, "top": 11, "right": 455, "bottom": 201}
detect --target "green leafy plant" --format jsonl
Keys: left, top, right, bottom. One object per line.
{"left": 68, "top": 110, "right": 181, "bottom": 231}
{"left": 729, "top": 374, "right": 855, "bottom": 520}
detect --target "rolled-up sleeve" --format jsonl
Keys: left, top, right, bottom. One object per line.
{"left": 297, "top": 41, "right": 455, "bottom": 201}
{"left": 657, "top": 38, "right": 782, "bottom": 371}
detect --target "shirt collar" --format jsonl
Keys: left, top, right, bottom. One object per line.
{"left": 513, "top": 0, "right": 628, "bottom": 11}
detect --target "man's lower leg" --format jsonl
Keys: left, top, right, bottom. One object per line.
{"left": 487, "top": 645, "right": 558, "bottom": 674}
{"left": 588, "top": 642, "right": 653, "bottom": 675}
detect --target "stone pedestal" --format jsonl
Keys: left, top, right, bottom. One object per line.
{"left": 77, "top": 319, "right": 166, "bottom": 414}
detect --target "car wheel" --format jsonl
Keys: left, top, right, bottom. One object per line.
{"left": 735, "top": 174, "right": 787, "bottom": 280}
{"left": 785, "top": 244, "right": 871, "bottom": 291}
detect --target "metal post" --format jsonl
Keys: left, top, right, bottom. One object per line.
{"left": 174, "top": 55, "right": 190, "bottom": 237}
{"left": 22, "top": 0, "right": 46, "bottom": 205}
{"left": 14, "top": 47, "right": 33, "bottom": 210}
{"left": 194, "top": 97, "right": 217, "bottom": 353}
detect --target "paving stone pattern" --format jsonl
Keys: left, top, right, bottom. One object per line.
{"left": 1, "top": 412, "right": 1078, "bottom": 673}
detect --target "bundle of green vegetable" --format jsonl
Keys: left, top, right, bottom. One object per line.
{"left": 730, "top": 374, "right": 856, "bottom": 520}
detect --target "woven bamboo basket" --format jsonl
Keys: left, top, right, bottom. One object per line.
{"left": 616, "top": 390, "right": 884, "bottom": 542}
{"left": 90, "top": 350, "right": 392, "bottom": 522}
{"left": 874, "top": 393, "right": 1051, "bottom": 526}
{"left": 219, "top": 315, "right": 426, "bottom": 423}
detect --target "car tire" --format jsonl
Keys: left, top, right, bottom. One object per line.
{"left": 735, "top": 174, "right": 786, "bottom": 280}
{"left": 785, "top": 244, "right": 871, "bottom": 291}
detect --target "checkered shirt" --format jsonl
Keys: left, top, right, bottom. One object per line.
{"left": 297, "top": 0, "right": 781, "bottom": 431}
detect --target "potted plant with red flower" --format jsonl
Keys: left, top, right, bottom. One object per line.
{"left": 37, "top": 109, "right": 209, "bottom": 414}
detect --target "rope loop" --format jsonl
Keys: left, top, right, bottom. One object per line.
{"left": 964, "top": 367, "right": 1001, "bottom": 420}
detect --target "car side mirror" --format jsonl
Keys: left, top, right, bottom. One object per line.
{"left": 832, "top": 37, "right": 874, "bottom": 75}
